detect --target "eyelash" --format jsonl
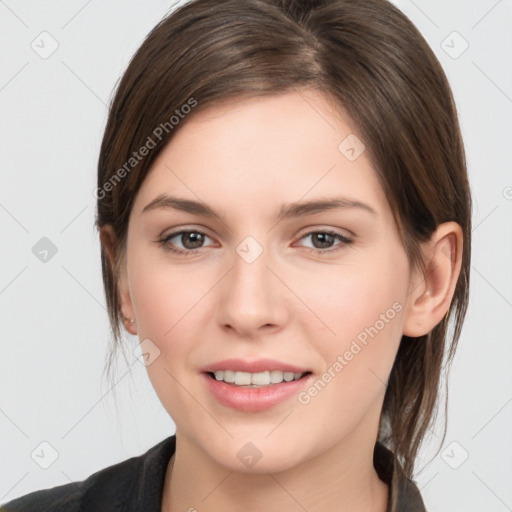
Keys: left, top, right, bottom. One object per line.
{"left": 158, "top": 229, "right": 352, "bottom": 256}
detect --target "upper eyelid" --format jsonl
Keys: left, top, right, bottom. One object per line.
{"left": 295, "top": 226, "right": 353, "bottom": 240}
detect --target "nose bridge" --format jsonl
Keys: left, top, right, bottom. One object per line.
{"left": 231, "top": 234, "right": 272, "bottom": 304}
{"left": 218, "top": 234, "right": 283, "bottom": 332}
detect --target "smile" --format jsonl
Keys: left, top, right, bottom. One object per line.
{"left": 202, "top": 371, "right": 313, "bottom": 412}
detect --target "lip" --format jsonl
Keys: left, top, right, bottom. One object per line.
{"left": 200, "top": 358, "right": 311, "bottom": 374}
{"left": 201, "top": 370, "right": 314, "bottom": 413}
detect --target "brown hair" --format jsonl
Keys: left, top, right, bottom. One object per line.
{"left": 95, "top": 0, "right": 471, "bottom": 489}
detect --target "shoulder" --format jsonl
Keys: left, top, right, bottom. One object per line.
{"left": 0, "top": 480, "right": 84, "bottom": 512}
{"left": 0, "top": 456, "right": 141, "bottom": 512}
{"left": 0, "top": 436, "right": 175, "bottom": 512}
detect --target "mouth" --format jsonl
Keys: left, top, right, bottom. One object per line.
{"left": 201, "top": 368, "right": 314, "bottom": 412}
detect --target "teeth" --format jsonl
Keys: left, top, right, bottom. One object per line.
{"left": 212, "top": 370, "right": 305, "bottom": 387}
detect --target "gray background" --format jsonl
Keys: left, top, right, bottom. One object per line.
{"left": 1, "top": 1, "right": 511, "bottom": 510}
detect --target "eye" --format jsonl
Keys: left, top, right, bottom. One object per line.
{"left": 158, "top": 229, "right": 214, "bottom": 255}
{"left": 158, "top": 228, "right": 352, "bottom": 256}
{"left": 296, "top": 230, "right": 352, "bottom": 255}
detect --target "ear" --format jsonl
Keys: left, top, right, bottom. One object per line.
{"left": 99, "top": 225, "right": 137, "bottom": 335}
{"left": 402, "top": 222, "right": 463, "bottom": 337}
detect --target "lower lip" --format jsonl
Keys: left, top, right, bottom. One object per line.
{"left": 202, "top": 372, "right": 313, "bottom": 412}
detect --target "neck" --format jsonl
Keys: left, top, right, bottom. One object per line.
{"left": 161, "top": 430, "right": 389, "bottom": 512}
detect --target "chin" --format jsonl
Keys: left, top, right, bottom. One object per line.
{"left": 205, "top": 436, "right": 306, "bottom": 474}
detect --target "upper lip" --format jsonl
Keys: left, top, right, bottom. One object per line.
{"left": 200, "top": 358, "right": 311, "bottom": 374}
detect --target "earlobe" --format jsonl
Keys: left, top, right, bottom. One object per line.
{"left": 99, "top": 225, "right": 137, "bottom": 335}
{"left": 122, "top": 316, "right": 137, "bottom": 335}
{"left": 402, "top": 222, "right": 463, "bottom": 338}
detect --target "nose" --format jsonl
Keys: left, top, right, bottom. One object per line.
{"left": 216, "top": 241, "right": 288, "bottom": 338}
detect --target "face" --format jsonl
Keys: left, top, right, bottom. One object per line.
{"left": 118, "top": 89, "right": 416, "bottom": 473}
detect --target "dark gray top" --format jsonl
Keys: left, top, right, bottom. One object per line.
{"left": 1, "top": 435, "right": 427, "bottom": 511}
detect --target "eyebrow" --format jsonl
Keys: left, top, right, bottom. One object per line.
{"left": 141, "top": 194, "right": 377, "bottom": 221}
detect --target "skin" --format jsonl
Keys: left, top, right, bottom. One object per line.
{"left": 100, "top": 89, "right": 463, "bottom": 512}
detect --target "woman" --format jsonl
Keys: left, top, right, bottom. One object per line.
{"left": 1, "top": 0, "right": 471, "bottom": 510}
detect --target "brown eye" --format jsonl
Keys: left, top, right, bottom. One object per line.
{"left": 159, "top": 230, "right": 213, "bottom": 254}
{"left": 310, "top": 232, "right": 336, "bottom": 249}
{"left": 176, "top": 231, "right": 205, "bottom": 249}
{"left": 298, "top": 230, "right": 352, "bottom": 254}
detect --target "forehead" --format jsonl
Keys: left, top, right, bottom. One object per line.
{"left": 130, "top": 90, "right": 390, "bottom": 223}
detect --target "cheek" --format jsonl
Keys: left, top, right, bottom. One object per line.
{"left": 298, "top": 248, "right": 407, "bottom": 337}
{"left": 127, "top": 249, "right": 217, "bottom": 392}
{"left": 298, "top": 248, "right": 409, "bottom": 395}
{"left": 128, "top": 256, "right": 208, "bottom": 425}
{"left": 129, "top": 248, "right": 209, "bottom": 341}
